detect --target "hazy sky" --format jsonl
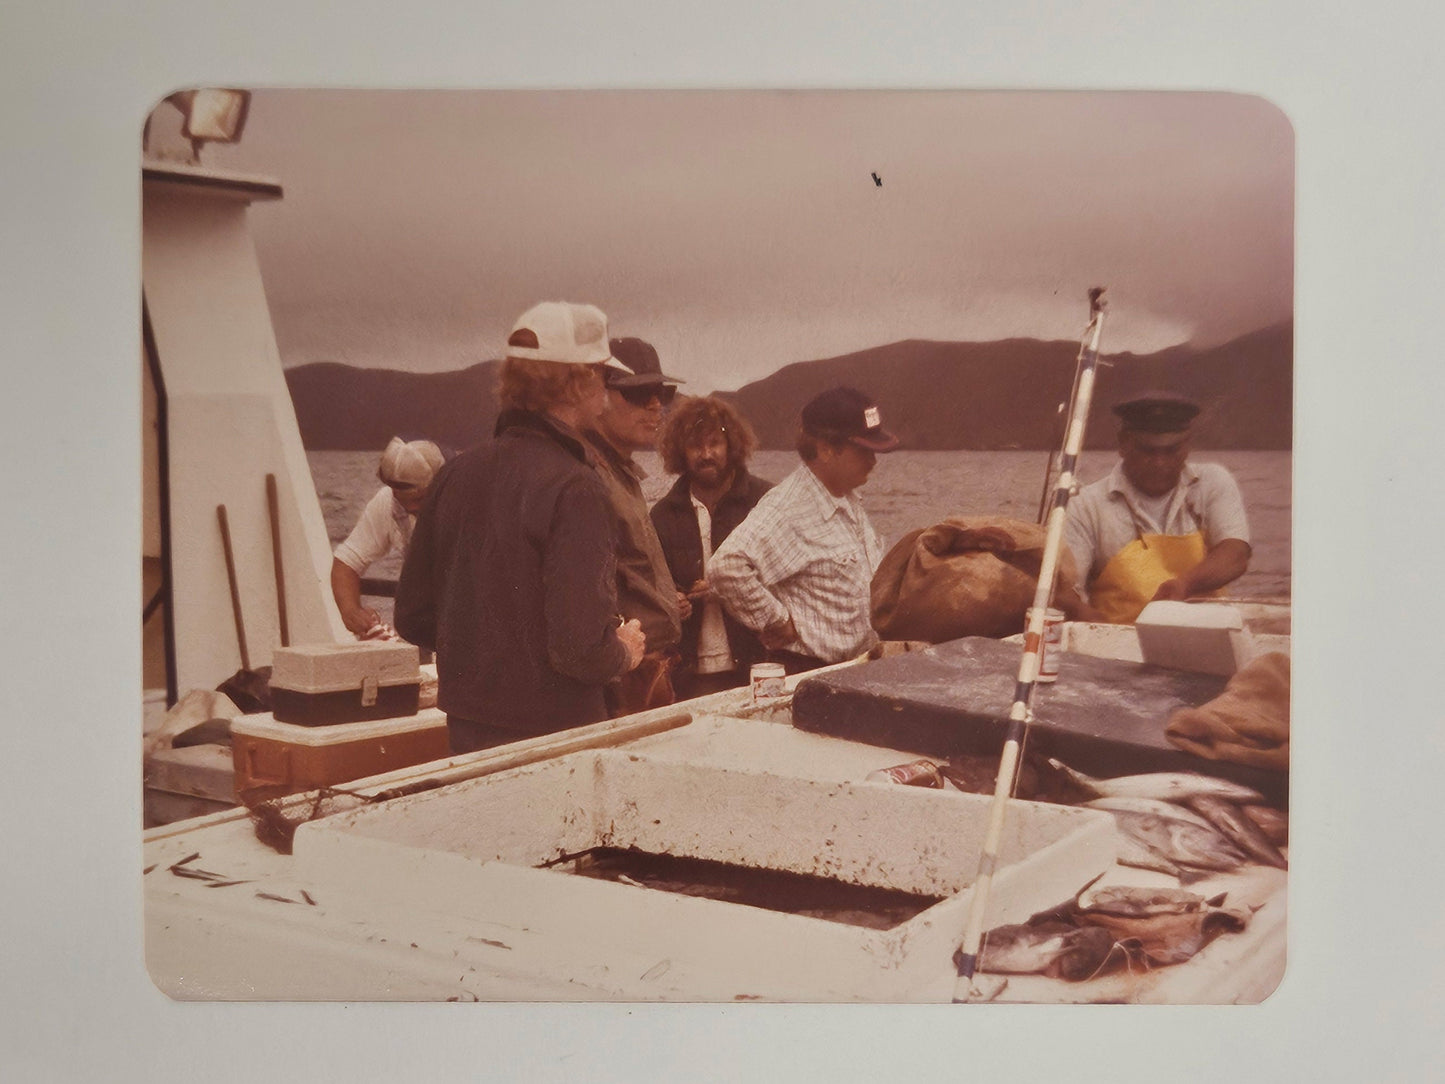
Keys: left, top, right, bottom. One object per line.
{"left": 181, "top": 89, "right": 1294, "bottom": 392}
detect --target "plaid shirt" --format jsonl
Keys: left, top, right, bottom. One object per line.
{"left": 709, "top": 464, "right": 885, "bottom": 663}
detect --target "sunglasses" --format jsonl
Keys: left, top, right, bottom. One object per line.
{"left": 613, "top": 383, "right": 677, "bottom": 408}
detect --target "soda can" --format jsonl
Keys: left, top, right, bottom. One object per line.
{"left": 865, "top": 759, "right": 945, "bottom": 788}
{"left": 749, "top": 662, "right": 787, "bottom": 705}
{"left": 1027, "top": 606, "right": 1065, "bottom": 683}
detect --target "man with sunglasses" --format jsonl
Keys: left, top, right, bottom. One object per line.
{"left": 331, "top": 436, "right": 445, "bottom": 639}
{"left": 584, "top": 336, "right": 687, "bottom": 715}
{"left": 1064, "top": 391, "right": 1251, "bottom": 624}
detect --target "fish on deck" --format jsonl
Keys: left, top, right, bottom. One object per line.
{"left": 1187, "top": 794, "right": 1289, "bottom": 870}
{"left": 1048, "top": 759, "right": 1266, "bottom": 805}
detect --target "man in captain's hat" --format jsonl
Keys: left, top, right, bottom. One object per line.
{"left": 1063, "top": 391, "right": 1252, "bottom": 624}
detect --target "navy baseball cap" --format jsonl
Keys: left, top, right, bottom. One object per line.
{"left": 801, "top": 386, "right": 900, "bottom": 452}
{"left": 605, "top": 337, "right": 686, "bottom": 388}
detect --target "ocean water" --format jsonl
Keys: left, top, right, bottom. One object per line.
{"left": 308, "top": 448, "right": 1291, "bottom": 620}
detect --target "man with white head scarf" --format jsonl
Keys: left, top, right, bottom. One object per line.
{"left": 330, "top": 436, "right": 445, "bottom": 638}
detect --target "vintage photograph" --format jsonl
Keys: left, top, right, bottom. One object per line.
{"left": 140, "top": 88, "right": 1293, "bottom": 1003}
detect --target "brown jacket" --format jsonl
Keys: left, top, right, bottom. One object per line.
{"left": 585, "top": 432, "right": 682, "bottom": 653}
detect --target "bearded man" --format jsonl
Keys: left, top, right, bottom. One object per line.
{"left": 649, "top": 395, "right": 774, "bottom": 698}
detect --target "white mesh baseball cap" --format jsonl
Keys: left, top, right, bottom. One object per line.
{"left": 378, "top": 437, "right": 445, "bottom": 489}
{"left": 505, "top": 301, "right": 634, "bottom": 373}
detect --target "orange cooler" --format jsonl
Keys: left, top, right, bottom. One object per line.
{"left": 231, "top": 709, "right": 449, "bottom": 800}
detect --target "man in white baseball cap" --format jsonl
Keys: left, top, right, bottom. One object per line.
{"left": 330, "top": 436, "right": 446, "bottom": 639}
{"left": 396, "top": 302, "right": 647, "bottom": 753}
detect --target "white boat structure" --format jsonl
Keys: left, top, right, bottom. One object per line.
{"left": 140, "top": 160, "right": 1289, "bottom": 1005}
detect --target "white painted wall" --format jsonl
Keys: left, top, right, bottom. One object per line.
{"left": 142, "top": 168, "right": 346, "bottom": 695}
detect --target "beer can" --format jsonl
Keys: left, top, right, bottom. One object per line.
{"left": 865, "top": 759, "right": 945, "bottom": 788}
{"left": 749, "top": 662, "right": 787, "bottom": 705}
{"left": 1027, "top": 606, "right": 1065, "bottom": 683}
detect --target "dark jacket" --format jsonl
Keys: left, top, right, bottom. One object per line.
{"left": 649, "top": 469, "right": 774, "bottom": 675}
{"left": 584, "top": 432, "right": 682, "bottom": 653}
{"left": 395, "top": 409, "right": 631, "bottom": 733}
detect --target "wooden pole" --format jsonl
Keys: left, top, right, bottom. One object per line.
{"left": 368, "top": 711, "right": 695, "bottom": 800}
{"left": 265, "top": 474, "right": 290, "bottom": 647}
{"left": 216, "top": 504, "right": 250, "bottom": 672}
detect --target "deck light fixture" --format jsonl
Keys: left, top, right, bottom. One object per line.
{"left": 145, "top": 88, "right": 252, "bottom": 163}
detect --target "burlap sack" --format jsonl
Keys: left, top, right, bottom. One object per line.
{"left": 1165, "top": 651, "right": 1290, "bottom": 771}
{"left": 870, "top": 516, "right": 1080, "bottom": 643}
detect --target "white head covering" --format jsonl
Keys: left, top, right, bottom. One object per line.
{"left": 505, "top": 301, "right": 634, "bottom": 374}
{"left": 378, "top": 437, "right": 445, "bottom": 489}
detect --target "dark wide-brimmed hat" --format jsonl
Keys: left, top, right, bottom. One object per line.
{"left": 1112, "top": 391, "right": 1200, "bottom": 434}
{"left": 801, "top": 386, "right": 900, "bottom": 452}
{"left": 606, "top": 337, "right": 686, "bottom": 388}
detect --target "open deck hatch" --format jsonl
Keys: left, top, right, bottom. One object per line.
{"left": 292, "top": 747, "right": 1114, "bottom": 999}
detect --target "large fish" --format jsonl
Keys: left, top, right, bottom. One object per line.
{"left": 1100, "top": 807, "right": 1249, "bottom": 878}
{"left": 979, "top": 922, "right": 1117, "bottom": 981}
{"left": 1186, "top": 794, "right": 1289, "bottom": 870}
{"left": 1242, "top": 803, "right": 1290, "bottom": 847}
{"left": 1077, "top": 884, "right": 1219, "bottom": 917}
{"left": 1082, "top": 796, "right": 1217, "bottom": 831}
{"left": 1048, "top": 759, "right": 1267, "bottom": 805}
{"left": 1077, "top": 906, "right": 1248, "bottom": 967}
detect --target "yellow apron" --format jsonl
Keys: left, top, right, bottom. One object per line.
{"left": 1089, "top": 531, "right": 1211, "bottom": 624}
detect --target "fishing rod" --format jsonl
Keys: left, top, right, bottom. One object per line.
{"left": 955, "top": 287, "right": 1108, "bottom": 997}
{"left": 1034, "top": 300, "right": 1103, "bottom": 523}
{"left": 1034, "top": 401, "right": 1065, "bottom": 524}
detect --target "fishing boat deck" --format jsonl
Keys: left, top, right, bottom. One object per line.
{"left": 143, "top": 630, "right": 1289, "bottom": 1004}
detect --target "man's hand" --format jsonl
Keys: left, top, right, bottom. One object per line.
{"left": 1151, "top": 578, "right": 1189, "bottom": 603}
{"left": 1153, "top": 539, "right": 1252, "bottom": 603}
{"left": 1056, "top": 587, "right": 1105, "bottom": 624}
{"left": 331, "top": 558, "right": 382, "bottom": 636}
{"left": 342, "top": 606, "right": 383, "bottom": 636}
{"left": 675, "top": 590, "right": 693, "bottom": 623}
{"left": 759, "top": 615, "right": 798, "bottom": 651}
{"left": 686, "top": 578, "right": 712, "bottom": 602}
{"left": 617, "top": 618, "right": 647, "bottom": 671}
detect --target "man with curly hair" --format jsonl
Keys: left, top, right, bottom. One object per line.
{"left": 650, "top": 395, "right": 774, "bottom": 698}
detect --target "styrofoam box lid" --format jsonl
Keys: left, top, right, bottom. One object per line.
{"left": 1135, "top": 601, "right": 1252, "bottom": 676}
{"left": 1135, "top": 600, "right": 1244, "bottom": 631}
{"left": 232, "top": 707, "right": 447, "bottom": 745}
{"left": 271, "top": 641, "right": 421, "bottom": 690}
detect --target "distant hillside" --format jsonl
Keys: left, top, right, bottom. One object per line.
{"left": 285, "top": 360, "right": 502, "bottom": 452}
{"left": 723, "top": 323, "right": 1292, "bottom": 451}
{"left": 284, "top": 322, "right": 1291, "bottom": 451}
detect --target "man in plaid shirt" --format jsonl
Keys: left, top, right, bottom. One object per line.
{"left": 709, "top": 386, "right": 900, "bottom": 673}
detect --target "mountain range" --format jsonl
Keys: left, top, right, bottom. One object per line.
{"left": 284, "top": 321, "right": 1292, "bottom": 452}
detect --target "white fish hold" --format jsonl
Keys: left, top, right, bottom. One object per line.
{"left": 1048, "top": 759, "right": 1267, "bottom": 805}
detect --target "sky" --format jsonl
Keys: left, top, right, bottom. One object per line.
{"left": 157, "top": 89, "right": 1295, "bottom": 394}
